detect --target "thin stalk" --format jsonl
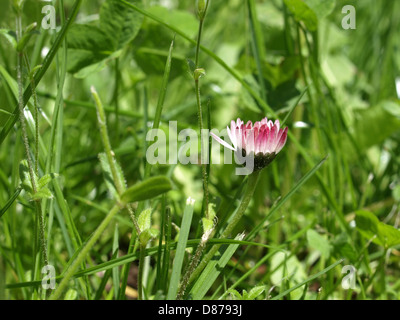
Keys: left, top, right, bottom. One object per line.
{"left": 195, "top": 79, "right": 209, "bottom": 219}
{"left": 22, "top": 54, "right": 39, "bottom": 176}
{"left": 92, "top": 86, "right": 141, "bottom": 300}
{"left": 194, "top": 0, "right": 210, "bottom": 220}
{"left": 91, "top": 87, "right": 140, "bottom": 234}
{"left": 176, "top": 229, "right": 210, "bottom": 300}
{"left": 91, "top": 87, "right": 125, "bottom": 195}
{"left": 15, "top": 14, "right": 48, "bottom": 268}
{"left": 138, "top": 244, "right": 146, "bottom": 300}
{"left": 184, "top": 170, "right": 261, "bottom": 296}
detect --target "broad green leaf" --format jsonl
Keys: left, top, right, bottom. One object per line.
{"left": 284, "top": 0, "right": 318, "bottom": 31}
{"left": 304, "top": 0, "right": 336, "bottom": 20}
{"left": 67, "top": 0, "right": 143, "bottom": 74}
{"left": 271, "top": 251, "right": 306, "bottom": 289}
{"left": 64, "top": 289, "right": 78, "bottom": 300}
{"left": 67, "top": 25, "right": 113, "bottom": 74}
{"left": 352, "top": 101, "right": 400, "bottom": 151}
{"left": 307, "top": 229, "right": 331, "bottom": 259}
{"left": 332, "top": 232, "right": 357, "bottom": 262}
{"left": 74, "top": 50, "right": 122, "bottom": 79}
{"left": 382, "top": 100, "right": 400, "bottom": 118}
{"left": 0, "top": 29, "right": 17, "bottom": 49}
{"left": 378, "top": 223, "right": 400, "bottom": 248}
{"left": 355, "top": 210, "right": 400, "bottom": 248}
{"left": 138, "top": 208, "right": 151, "bottom": 231}
{"left": 121, "top": 176, "right": 172, "bottom": 204}
{"left": 134, "top": 47, "right": 187, "bottom": 80}
{"left": 247, "top": 285, "right": 266, "bottom": 300}
{"left": 146, "top": 6, "right": 198, "bottom": 37}
{"left": 100, "top": 0, "right": 144, "bottom": 50}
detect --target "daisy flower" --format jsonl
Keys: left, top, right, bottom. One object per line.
{"left": 211, "top": 117, "right": 288, "bottom": 171}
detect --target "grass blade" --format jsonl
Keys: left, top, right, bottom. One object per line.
{"left": 0, "top": 188, "right": 21, "bottom": 219}
{"left": 166, "top": 198, "right": 195, "bottom": 300}
{"left": 189, "top": 233, "right": 245, "bottom": 300}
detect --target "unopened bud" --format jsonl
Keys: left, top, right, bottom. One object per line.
{"left": 194, "top": 68, "right": 206, "bottom": 81}
{"left": 196, "top": 0, "right": 209, "bottom": 20}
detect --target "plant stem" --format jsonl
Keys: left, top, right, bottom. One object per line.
{"left": 22, "top": 54, "right": 39, "bottom": 176}
{"left": 194, "top": 3, "right": 210, "bottom": 220}
{"left": 184, "top": 170, "right": 261, "bottom": 297}
{"left": 49, "top": 203, "right": 121, "bottom": 300}
{"left": 91, "top": 87, "right": 125, "bottom": 196}
{"left": 15, "top": 14, "right": 48, "bottom": 268}
{"left": 138, "top": 244, "right": 146, "bottom": 300}
{"left": 176, "top": 229, "right": 210, "bottom": 300}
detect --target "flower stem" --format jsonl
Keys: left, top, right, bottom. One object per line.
{"left": 184, "top": 171, "right": 261, "bottom": 297}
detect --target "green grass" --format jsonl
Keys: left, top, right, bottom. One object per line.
{"left": 0, "top": 0, "right": 400, "bottom": 301}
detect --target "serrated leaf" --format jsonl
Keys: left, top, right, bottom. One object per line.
{"left": 138, "top": 208, "right": 151, "bottom": 231}
{"left": 100, "top": 0, "right": 144, "bottom": 50}
{"left": 120, "top": 176, "right": 172, "bottom": 204}
{"left": 284, "top": 0, "right": 318, "bottom": 31}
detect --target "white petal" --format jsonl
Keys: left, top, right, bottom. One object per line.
{"left": 210, "top": 132, "right": 235, "bottom": 151}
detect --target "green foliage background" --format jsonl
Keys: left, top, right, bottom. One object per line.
{"left": 0, "top": 0, "right": 399, "bottom": 300}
